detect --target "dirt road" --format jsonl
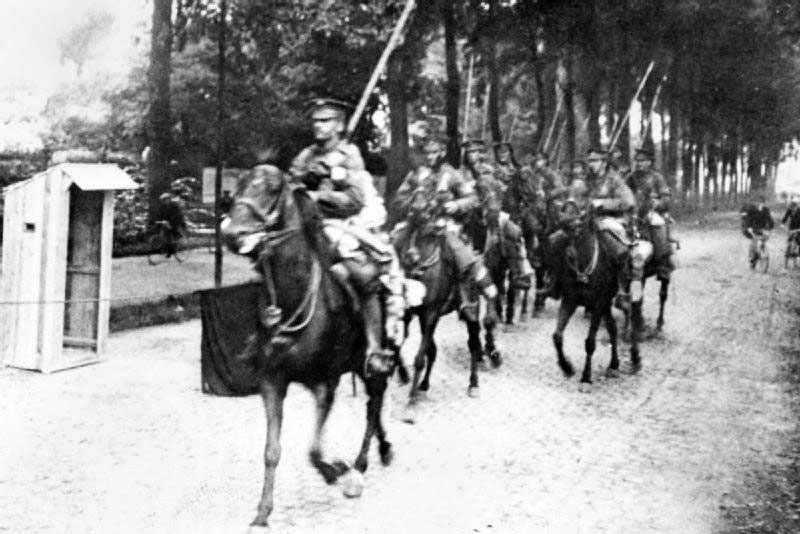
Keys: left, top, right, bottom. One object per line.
{"left": 1, "top": 220, "right": 799, "bottom": 534}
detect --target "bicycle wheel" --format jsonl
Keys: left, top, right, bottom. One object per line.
{"left": 173, "top": 236, "right": 190, "bottom": 263}
{"left": 147, "top": 232, "right": 168, "bottom": 265}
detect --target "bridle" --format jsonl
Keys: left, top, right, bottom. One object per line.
{"left": 563, "top": 201, "right": 599, "bottom": 284}
{"left": 233, "top": 187, "right": 321, "bottom": 336}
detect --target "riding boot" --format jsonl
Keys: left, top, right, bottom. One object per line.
{"left": 362, "top": 292, "right": 395, "bottom": 377}
{"left": 329, "top": 262, "right": 360, "bottom": 312}
{"left": 473, "top": 264, "right": 499, "bottom": 329}
{"left": 613, "top": 262, "right": 632, "bottom": 313}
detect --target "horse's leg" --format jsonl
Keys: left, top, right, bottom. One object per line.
{"left": 519, "top": 288, "right": 529, "bottom": 321}
{"left": 553, "top": 300, "right": 577, "bottom": 377}
{"left": 309, "top": 380, "right": 349, "bottom": 485}
{"left": 580, "top": 309, "right": 603, "bottom": 388}
{"left": 467, "top": 317, "right": 483, "bottom": 397}
{"left": 604, "top": 306, "right": 621, "bottom": 378}
{"left": 656, "top": 277, "right": 669, "bottom": 332}
{"left": 418, "top": 313, "right": 440, "bottom": 392}
{"left": 373, "top": 383, "right": 394, "bottom": 467}
{"left": 354, "top": 375, "right": 389, "bottom": 473}
{"left": 505, "top": 276, "right": 516, "bottom": 325}
{"left": 250, "top": 378, "right": 288, "bottom": 531}
{"left": 630, "top": 300, "right": 643, "bottom": 374}
{"left": 484, "top": 312, "right": 501, "bottom": 368}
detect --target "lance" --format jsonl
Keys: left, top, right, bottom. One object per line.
{"left": 346, "top": 0, "right": 417, "bottom": 138}
{"left": 641, "top": 73, "right": 667, "bottom": 145}
{"left": 609, "top": 60, "right": 655, "bottom": 149}
{"left": 541, "top": 91, "right": 563, "bottom": 154}
{"left": 481, "top": 82, "right": 491, "bottom": 140}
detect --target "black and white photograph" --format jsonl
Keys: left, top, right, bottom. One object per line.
{"left": 2, "top": 1, "right": 800, "bottom": 533}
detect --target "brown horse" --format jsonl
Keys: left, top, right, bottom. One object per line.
{"left": 222, "top": 166, "right": 400, "bottom": 532}
{"left": 396, "top": 198, "right": 500, "bottom": 422}
{"left": 549, "top": 205, "right": 642, "bottom": 389}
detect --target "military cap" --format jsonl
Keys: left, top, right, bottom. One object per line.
{"left": 586, "top": 147, "right": 607, "bottom": 159}
{"left": 422, "top": 136, "right": 446, "bottom": 150}
{"left": 306, "top": 98, "right": 354, "bottom": 118}
{"left": 462, "top": 139, "right": 487, "bottom": 153}
{"left": 634, "top": 147, "right": 654, "bottom": 160}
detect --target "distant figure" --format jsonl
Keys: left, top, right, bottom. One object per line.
{"left": 219, "top": 190, "right": 234, "bottom": 215}
{"left": 781, "top": 198, "right": 800, "bottom": 232}
{"left": 741, "top": 195, "right": 774, "bottom": 265}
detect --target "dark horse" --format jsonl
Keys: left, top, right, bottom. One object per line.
{"left": 222, "top": 166, "right": 399, "bottom": 532}
{"left": 550, "top": 204, "right": 642, "bottom": 388}
{"left": 397, "top": 196, "right": 500, "bottom": 420}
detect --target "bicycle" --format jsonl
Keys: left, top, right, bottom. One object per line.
{"left": 147, "top": 220, "right": 190, "bottom": 265}
{"left": 748, "top": 230, "right": 769, "bottom": 273}
{"left": 785, "top": 228, "right": 800, "bottom": 269}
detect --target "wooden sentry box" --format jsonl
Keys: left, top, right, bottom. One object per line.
{"left": 1, "top": 164, "right": 138, "bottom": 373}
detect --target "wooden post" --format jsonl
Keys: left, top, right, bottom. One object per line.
{"left": 609, "top": 61, "right": 655, "bottom": 149}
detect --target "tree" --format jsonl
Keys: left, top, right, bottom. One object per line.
{"left": 147, "top": 0, "right": 173, "bottom": 223}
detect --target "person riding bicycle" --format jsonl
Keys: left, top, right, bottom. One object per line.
{"left": 391, "top": 136, "right": 500, "bottom": 325}
{"left": 155, "top": 188, "right": 187, "bottom": 257}
{"left": 741, "top": 195, "right": 774, "bottom": 263}
{"left": 289, "top": 98, "right": 406, "bottom": 376}
{"left": 546, "top": 147, "right": 642, "bottom": 311}
{"left": 461, "top": 139, "right": 532, "bottom": 290}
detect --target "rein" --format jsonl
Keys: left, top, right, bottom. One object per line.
{"left": 237, "top": 185, "right": 321, "bottom": 336}
{"left": 566, "top": 227, "right": 599, "bottom": 284}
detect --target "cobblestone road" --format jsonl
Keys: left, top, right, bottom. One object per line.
{"left": 2, "top": 222, "right": 799, "bottom": 534}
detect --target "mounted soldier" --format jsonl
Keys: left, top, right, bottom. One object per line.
{"left": 627, "top": 147, "right": 674, "bottom": 276}
{"left": 462, "top": 140, "right": 532, "bottom": 290}
{"left": 289, "top": 98, "right": 407, "bottom": 375}
{"left": 391, "top": 136, "right": 499, "bottom": 325}
{"left": 546, "top": 147, "right": 649, "bottom": 311}
{"left": 608, "top": 144, "right": 631, "bottom": 179}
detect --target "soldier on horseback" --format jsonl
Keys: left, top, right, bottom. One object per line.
{"left": 546, "top": 147, "right": 641, "bottom": 310}
{"left": 462, "top": 140, "right": 532, "bottom": 290}
{"left": 289, "top": 98, "right": 406, "bottom": 375}
{"left": 627, "top": 147, "right": 675, "bottom": 277}
{"left": 391, "top": 137, "right": 500, "bottom": 325}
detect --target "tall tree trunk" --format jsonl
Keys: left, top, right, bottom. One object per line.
{"left": 585, "top": 82, "right": 601, "bottom": 149}
{"left": 147, "top": 0, "right": 173, "bottom": 223}
{"left": 563, "top": 52, "right": 577, "bottom": 164}
{"left": 707, "top": 143, "right": 717, "bottom": 205}
{"left": 385, "top": 52, "right": 409, "bottom": 213}
{"left": 485, "top": 0, "right": 501, "bottom": 143}
{"left": 533, "top": 60, "right": 547, "bottom": 150}
{"left": 443, "top": 0, "right": 460, "bottom": 166}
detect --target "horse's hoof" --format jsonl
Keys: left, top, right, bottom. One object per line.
{"left": 341, "top": 469, "right": 365, "bottom": 499}
{"left": 248, "top": 524, "right": 271, "bottom": 534}
{"left": 379, "top": 442, "right": 394, "bottom": 466}
{"left": 578, "top": 381, "right": 592, "bottom": 393}
{"left": 488, "top": 350, "right": 502, "bottom": 368}
{"left": 605, "top": 368, "right": 620, "bottom": 379}
{"left": 416, "top": 389, "right": 427, "bottom": 400}
{"left": 468, "top": 386, "right": 480, "bottom": 398}
{"left": 558, "top": 360, "right": 575, "bottom": 378}
{"left": 630, "top": 360, "right": 642, "bottom": 375}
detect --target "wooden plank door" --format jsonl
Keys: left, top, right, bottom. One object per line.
{"left": 63, "top": 188, "right": 103, "bottom": 349}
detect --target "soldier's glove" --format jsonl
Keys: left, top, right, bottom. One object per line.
{"left": 443, "top": 201, "right": 459, "bottom": 215}
{"left": 330, "top": 166, "right": 347, "bottom": 182}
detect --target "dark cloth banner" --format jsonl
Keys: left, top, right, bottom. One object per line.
{"left": 196, "top": 282, "right": 262, "bottom": 396}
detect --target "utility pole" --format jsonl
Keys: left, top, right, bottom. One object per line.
{"left": 214, "top": 0, "right": 227, "bottom": 288}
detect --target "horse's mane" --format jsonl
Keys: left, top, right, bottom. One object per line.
{"left": 289, "top": 184, "right": 333, "bottom": 269}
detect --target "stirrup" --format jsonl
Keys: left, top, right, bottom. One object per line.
{"left": 613, "top": 292, "right": 631, "bottom": 312}
{"left": 364, "top": 349, "right": 396, "bottom": 377}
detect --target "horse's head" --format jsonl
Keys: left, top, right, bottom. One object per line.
{"left": 561, "top": 199, "right": 591, "bottom": 236}
{"left": 222, "top": 164, "right": 295, "bottom": 255}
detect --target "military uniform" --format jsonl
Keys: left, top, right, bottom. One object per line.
{"left": 547, "top": 149, "right": 644, "bottom": 307}
{"left": 392, "top": 146, "right": 498, "bottom": 323}
{"left": 291, "top": 98, "right": 406, "bottom": 375}
{"left": 627, "top": 162, "right": 674, "bottom": 265}
{"left": 462, "top": 141, "right": 532, "bottom": 289}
